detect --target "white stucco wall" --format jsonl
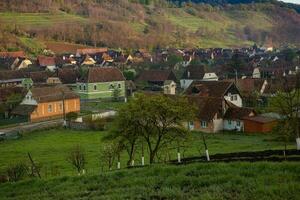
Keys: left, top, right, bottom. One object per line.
{"left": 21, "top": 91, "right": 38, "bottom": 105}
{"left": 202, "top": 73, "right": 218, "bottom": 81}
{"left": 213, "top": 118, "right": 223, "bottom": 133}
{"left": 224, "top": 120, "right": 243, "bottom": 132}
{"left": 46, "top": 65, "right": 57, "bottom": 72}
{"left": 224, "top": 94, "right": 243, "bottom": 107}
{"left": 252, "top": 68, "right": 261, "bottom": 79}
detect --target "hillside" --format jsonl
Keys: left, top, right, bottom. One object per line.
{"left": 0, "top": 0, "right": 299, "bottom": 53}
{"left": 1, "top": 162, "right": 299, "bottom": 199}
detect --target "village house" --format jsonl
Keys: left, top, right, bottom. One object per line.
{"left": 80, "top": 55, "right": 96, "bottom": 66}
{"left": 136, "top": 70, "right": 177, "bottom": 88}
{"left": 180, "top": 65, "right": 204, "bottom": 89}
{"left": 76, "top": 67, "right": 126, "bottom": 100}
{"left": 163, "top": 80, "right": 176, "bottom": 95}
{"left": 185, "top": 81, "right": 242, "bottom": 107}
{"left": 12, "top": 85, "right": 80, "bottom": 122}
{"left": 187, "top": 96, "right": 226, "bottom": 133}
{"left": 180, "top": 65, "right": 218, "bottom": 89}
{"left": 0, "top": 71, "right": 32, "bottom": 88}
{"left": 223, "top": 106, "right": 256, "bottom": 131}
{"left": 76, "top": 48, "right": 108, "bottom": 57}
{"left": 37, "top": 56, "right": 56, "bottom": 71}
{"left": 11, "top": 57, "right": 32, "bottom": 70}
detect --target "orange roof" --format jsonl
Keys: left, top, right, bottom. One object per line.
{"left": 0, "top": 51, "right": 26, "bottom": 58}
{"left": 76, "top": 48, "right": 108, "bottom": 55}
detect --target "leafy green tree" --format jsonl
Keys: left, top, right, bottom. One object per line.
{"left": 66, "top": 112, "right": 78, "bottom": 128}
{"left": 110, "top": 94, "right": 195, "bottom": 164}
{"left": 270, "top": 75, "right": 300, "bottom": 149}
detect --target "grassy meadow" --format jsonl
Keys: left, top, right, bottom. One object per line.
{"left": 0, "top": 129, "right": 295, "bottom": 177}
{"left": 0, "top": 162, "right": 299, "bottom": 199}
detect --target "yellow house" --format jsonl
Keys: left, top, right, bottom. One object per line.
{"left": 13, "top": 85, "right": 80, "bottom": 122}
{"left": 81, "top": 55, "right": 96, "bottom": 66}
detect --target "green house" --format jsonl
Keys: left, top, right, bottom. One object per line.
{"left": 75, "top": 67, "right": 126, "bottom": 100}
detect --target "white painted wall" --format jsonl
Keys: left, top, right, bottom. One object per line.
{"left": 180, "top": 79, "right": 193, "bottom": 89}
{"left": 224, "top": 93, "right": 243, "bottom": 107}
{"left": 21, "top": 91, "right": 38, "bottom": 105}
{"left": 203, "top": 73, "right": 218, "bottom": 81}
{"left": 224, "top": 120, "right": 243, "bottom": 132}
{"left": 252, "top": 68, "right": 261, "bottom": 79}
{"left": 46, "top": 65, "right": 57, "bottom": 72}
{"left": 213, "top": 118, "right": 223, "bottom": 133}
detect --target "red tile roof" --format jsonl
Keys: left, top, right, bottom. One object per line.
{"left": 80, "top": 67, "right": 125, "bottom": 83}
{"left": 0, "top": 51, "right": 26, "bottom": 58}
{"left": 37, "top": 56, "right": 56, "bottom": 66}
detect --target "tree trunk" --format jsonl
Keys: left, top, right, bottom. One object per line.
{"left": 149, "top": 151, "right": 156, "bottom": 164}
{"left": 127, "top": 144, "right": 135, "bottom": 166}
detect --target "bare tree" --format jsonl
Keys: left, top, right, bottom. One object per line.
{"left": 67, "top": 145, "right": 86, "bottom": 175}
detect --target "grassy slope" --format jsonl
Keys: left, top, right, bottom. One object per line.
{"left": 0, "top": 129, "right": 294, "bottom": 177}
{"left": 0, "top": 4, "right": 288, "bottom": 50}
{"left": 0, "top": 162, "right": 299, "bottom": 199}
{"left": 0, "top": 12, "right": 87, "bottom": 27}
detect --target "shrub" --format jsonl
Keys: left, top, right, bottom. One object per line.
{"left": 67, "top": 145, "right": 86, "bottom": 175}
{"left": 6, "top": 162, "right": 28, "bottom": 182}
{"left": 85, "top": 117, "right": 106, "bottom": 131}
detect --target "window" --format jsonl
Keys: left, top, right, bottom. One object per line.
{"left": 228, "top": 120, "right": 232, "bottom": 125}
{"left": 59, "top": 103, "right": 63, "bottom": 111}
{"left": 188, "top": 121, "right": 194, "bottom": 130}
{"left": 118, "top": 83, "right": 121, "bottom": 89}
{"left": 237, "top": 121, "right": 241, "bottom": 127}
{"left": 94, "top": 84, "right": 97, "bottom": 91}
{"left": 48, "top": 104, "right": 52, "bottom": 113}
{"left": 109, "top": 84, "right": 114, "bottom": 90}
{"left": 201, "top": 121, "right": 207, "bottom": 128}
{"left": 230, "top": 95, "right": 237, "bottom": 101}
{"left": 83, "top": 85, "right": 86, "bottom": 91}
{"left": 79, "top": 85, "right": 82, "bottom": 90}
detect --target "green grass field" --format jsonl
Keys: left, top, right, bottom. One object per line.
{"left": 0, "top": 129, "right": 294, "bottom": 177}
{"left": 0, "top": 162, "right": 299, "bottom": 199}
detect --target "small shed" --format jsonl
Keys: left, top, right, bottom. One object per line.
{"left": 243, "top": 116, "right": 278, "bottom": 133}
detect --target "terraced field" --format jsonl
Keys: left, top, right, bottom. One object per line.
{"left": 0, "top": 12, "right": 87, "bottom": 27}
